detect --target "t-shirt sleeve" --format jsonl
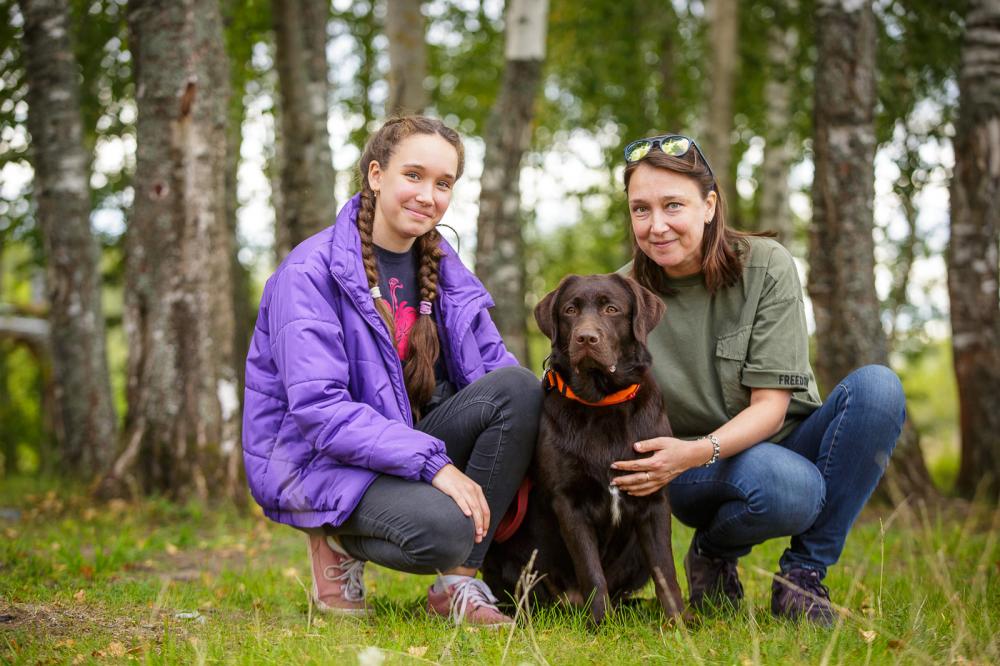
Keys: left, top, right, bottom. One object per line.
{"left": 741, "top": 246, "right": 812, "bottom": 390}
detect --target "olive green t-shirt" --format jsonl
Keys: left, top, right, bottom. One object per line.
{"left": 620, "top": 237, "right": 822, "bottom": 442}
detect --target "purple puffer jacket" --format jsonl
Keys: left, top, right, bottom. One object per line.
{"left": 242, "top": 194, "right": 519, "bottom": 528}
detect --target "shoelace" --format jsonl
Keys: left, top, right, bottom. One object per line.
{"left": 446, "top": 577, "right": 501, "bottom": 625}
{"left": 784, "top": 568, "right": 830, "bottom": 601}
{"left": 324, "top": 557, "right": 366, "bottom": 602}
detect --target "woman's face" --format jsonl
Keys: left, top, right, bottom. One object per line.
{"left": 369, "top": 133, "right": 459, "bottom": 252}
{"left": 627, "top": 163, "right": 717, "bottom": 278}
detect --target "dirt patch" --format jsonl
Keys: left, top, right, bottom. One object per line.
{"left": 0, "top": 600, "right": 162, "bottom": 645}
{"left": 117, "top": 544, "right": 262, "bottom": 583}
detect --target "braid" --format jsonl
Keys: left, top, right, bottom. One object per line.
{"left": 403, "top": 229, "right": 444, "bottom": 419}
{"left": 356, "top": 186, "right": 396, "bottom": 335}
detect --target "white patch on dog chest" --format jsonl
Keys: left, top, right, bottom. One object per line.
{"left": 608, "top": 485, "right": 622, "bottom": 526}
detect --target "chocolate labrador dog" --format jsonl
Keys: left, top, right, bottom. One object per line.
{"left": 482, "top": 273, "right": 684, "bottom": 625}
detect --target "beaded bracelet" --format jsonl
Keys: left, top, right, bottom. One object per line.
{"left": 702, "top": 433, "right": 721, "bottom": 467}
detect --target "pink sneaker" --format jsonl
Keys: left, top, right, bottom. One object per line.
{"left": 427, "top": 576, "right": 514, "bottom": 627}
{"left": 307, "top": 534, "right": 370, "bottom": 616}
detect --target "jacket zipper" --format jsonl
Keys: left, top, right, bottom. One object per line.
{"left": 329, "top": 269, "right": 414, "bottom": 426}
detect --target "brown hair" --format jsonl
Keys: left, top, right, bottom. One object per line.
{"left": 356, "top": 116, "right": 465, "bottom": 418}
{"left": 623, "top": 143, "right": 769, "bottom": 295}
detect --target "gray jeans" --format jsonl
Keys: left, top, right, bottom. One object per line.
{"left": 328, "top": 366, "right": 541, "bottom": 573}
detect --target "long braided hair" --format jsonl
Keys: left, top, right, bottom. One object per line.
{"left": 356, "top": 116, "right": 465, "bottom": 418}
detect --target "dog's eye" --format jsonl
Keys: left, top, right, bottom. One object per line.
{"left": 564, "top": 305, "right": 578, "bottom": 315}
{"left": 605, "top": 305, "right": 619, "bottom": 314}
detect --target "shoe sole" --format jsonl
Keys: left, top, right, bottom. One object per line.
{"left": 313, "top": 597, "right": 372, "bottom": 616}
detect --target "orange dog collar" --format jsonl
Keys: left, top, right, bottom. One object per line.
{"left": 544, "top": 369, "right": 641, "bottom": 407}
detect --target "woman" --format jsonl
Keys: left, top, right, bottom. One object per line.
{"left": 242, "top": 116, "right": 540, "bottom": 627}
{"left": 609, "top": 134, "right": 905, "bottom": 626}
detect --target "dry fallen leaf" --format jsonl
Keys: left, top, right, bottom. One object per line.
{"left": 164, "top": 543, "right": 178, "bottom": 555}
{"left": 407, "top": 646, "right": 428, "bottom": 658}
{"left": 73, "top": 589, "right": 86, "bottom": 602}
{"left": 860, "top": 630, "right": 877, "bottom": 644}
{"left": 106, "top": 642, "right": 127, "bottom": 657}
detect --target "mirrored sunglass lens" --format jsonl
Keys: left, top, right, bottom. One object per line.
{"left": 659, "top": 137, "right": 691, "bottom": 157}
{"left": 626, "top": 141, "right": 652, "bottom": 162}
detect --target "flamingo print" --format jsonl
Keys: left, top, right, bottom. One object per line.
{"left": 388, "top": 277, "right": 418, "bottom": 358}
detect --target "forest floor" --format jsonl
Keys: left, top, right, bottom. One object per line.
{"left": 0, "top": 476, "right": 997, "bottom": 665}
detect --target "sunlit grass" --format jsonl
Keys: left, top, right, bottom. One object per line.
{"left": 1, "top": 477, "right": 997, "bottom": 664}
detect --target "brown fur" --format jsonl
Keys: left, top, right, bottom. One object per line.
{"left": 482, "top": 274, "right": 684, "bottom": 625}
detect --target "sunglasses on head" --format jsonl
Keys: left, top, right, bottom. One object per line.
{"left": 623, "top": 134, "right": 715, "bottom": 180}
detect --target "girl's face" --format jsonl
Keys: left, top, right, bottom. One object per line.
{"left": 369, "top": 133, "right": 459, "bottom": 252}
{"left": 627, "top": 163, "right": 717, "bottom": 278}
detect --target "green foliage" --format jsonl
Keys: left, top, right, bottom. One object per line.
{"left": 332, "top": 0, "right": 382, "bottom": 155}
{"left": 0, "top": 0, "right": 27, "bottom": 171}
{"left": 875, "top": 0, "right": 966, "bottom": 146}
{"left": 543, "top": 0, "right": 703, "bottom": 159}
{"left": 0, "top": 343, "right": 44, "bottom": 476}
{"left": 425, "top": 1, "right": 504, "bottom": 137}
{"left": 1, "top": 480, "right": 997, "bottom": 663}
{"left": 69, "top": 0, "right": 132, "bottom": 155}
{"left": 896, "top": 339, "right": 959, "bottom": 492}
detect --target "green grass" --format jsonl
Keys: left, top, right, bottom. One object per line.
{"left": 1, "top": 476, "right": 997, "bottom": 665}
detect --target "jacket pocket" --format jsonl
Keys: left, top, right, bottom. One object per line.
{"left": 715, "top": 325, "right": 751, "bottom": 416}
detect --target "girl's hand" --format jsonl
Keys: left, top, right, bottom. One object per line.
{"left": 431, "top": 464, "right": 490, "bottom": 543}
{"left": 611, "top": 436, "right": 704, "bottom": 496}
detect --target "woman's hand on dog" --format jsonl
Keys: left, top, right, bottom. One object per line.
{"left": 610, "top": 437, "right": 705, "bottom": 496}
{"left": 431, "top": 463, "right": 490, "bottom": 543}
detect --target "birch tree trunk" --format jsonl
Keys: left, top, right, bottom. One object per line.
{"left": 19, "top": 0, "right": 117, "bottom": 476}
{"left": 271, "top": 0, "right": 336, "bottom": 259}
{"left": 99, "top": 0, "right": 240, "bottom": 501}
{"left": 809, "top": 0, "right": 930, "bottom": 500}
{"left": 809, "top": 0, "right": 933, "bottom": 495}
{"left": 705, "top": 0, "right": 739, "bottom": 222}
{"left": 948, "top": 0, "right": 1000, "bottom": 499}
{"left": 475, "top": 0, "right": 548, "bottom": 365}
{"left": 385, "top": 0, "right": 427, "bottom": 115}
{"left": 758, "top": 14, "right": 796, "bottom": 243}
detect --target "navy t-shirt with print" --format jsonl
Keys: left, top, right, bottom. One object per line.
{"left": 374, "top": 245, "right": 453, "bottom": 410}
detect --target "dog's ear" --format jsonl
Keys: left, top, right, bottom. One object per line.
{"left": 534, "top": 275, "right": 578, "bottom": 343}
{"left": 614, "top": 274, "right": 665, "bottom": 344}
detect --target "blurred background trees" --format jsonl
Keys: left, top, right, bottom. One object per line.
{"left": 0, "top": 0, "right": 993, "bottom": 502}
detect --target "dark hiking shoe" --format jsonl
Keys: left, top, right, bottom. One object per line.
{"left": 684, "top": 539, "right": 744, "bottom": 612}
{"left": 771, "top": 567, "right": 837, "bottom": 627}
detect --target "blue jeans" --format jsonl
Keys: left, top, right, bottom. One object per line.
{"left": 668, "top": 365, "right": 905, "bottom": 578}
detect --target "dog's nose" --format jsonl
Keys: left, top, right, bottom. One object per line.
{"left": 575, "top": 329, "right": 600, "bottom": 346}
